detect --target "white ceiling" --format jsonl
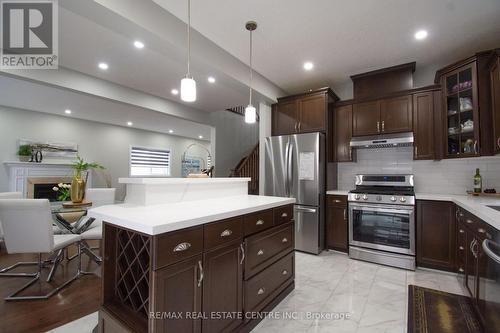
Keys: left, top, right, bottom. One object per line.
{"left": 55, "top": 0, "right": 281, "bottom": 112}
{"left": 155, "top": 0, "right": 500, "bottom": 94}
{"left": 0, "top": 75, "right": 212, "bottom": 141}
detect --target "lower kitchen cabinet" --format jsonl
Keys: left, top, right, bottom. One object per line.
{"left": 326, "top": 195, "right": 348, "bottom": 252}
{"left": 202, "top": 241, "right": 243, "bottom": 333}
{"left": 152, "top": 255, "right": 203, "bottom": 333}
{"left": 416, "top": 200, "right": 456, "bottom": 271}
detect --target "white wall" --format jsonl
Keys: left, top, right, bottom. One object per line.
{"left": 0, "top": 106, "right": 211, "bottom": 199}
{"left": 209, "top": 110, "right": 259, "bottom": 177}
{"left": 337, "top": 147, "right": 500, "bottom": 195}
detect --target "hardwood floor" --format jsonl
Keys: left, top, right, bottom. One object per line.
{"left": 0, "top": 244, "right": 101, "bottom": 333}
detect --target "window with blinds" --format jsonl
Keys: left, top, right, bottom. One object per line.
{"left": 130, "top": 146, "right": 171, "bottom": 177}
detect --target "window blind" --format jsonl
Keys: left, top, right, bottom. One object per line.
{"left": 130, "top": 146, "right": 170, "bottom": 176}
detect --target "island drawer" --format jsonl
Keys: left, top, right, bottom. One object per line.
{"left": 273, "top": 205, "right": 294, "bottom": 225}
{"left": 244, "top": 251, "right": 294, "bottom": 313}
{"left": 154, "top": 226, "right": 203, "bottom": 270}
{"left": 244, "top": 222, "right": 294, "bottom": 279}
{"left": 204, "top": 216, "right": 243, "bottom": 250}
{"left": 244, "top": 209, "right": 274, "bottom": 236}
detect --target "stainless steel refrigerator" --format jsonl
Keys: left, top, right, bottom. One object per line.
{"left": 264, "top": 132, "right": 325, "bottom": 254}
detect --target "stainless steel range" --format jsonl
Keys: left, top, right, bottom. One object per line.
{"left": 348, "top": 174, "right": 416, "bottom": 270}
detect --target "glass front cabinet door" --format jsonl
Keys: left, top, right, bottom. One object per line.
{"left": 443, "top": 62, "right": 480, "bottom": 158}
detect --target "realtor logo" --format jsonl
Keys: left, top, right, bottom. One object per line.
{"left": 1, "top": 0, "right": 58, "bottom": 69}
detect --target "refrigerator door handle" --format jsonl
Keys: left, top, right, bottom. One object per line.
{"left": 287, "top": 142, "right": 294, "bottom": 197}
{"left": 295, "top": 206, "right": 317, "bottom": 213}
{"left": 284, "top": 141, "right": 290, "bottom": 197}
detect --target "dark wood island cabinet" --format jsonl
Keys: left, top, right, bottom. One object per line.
{"left": 98, "top": 204, "right": 295, "bottom": 333}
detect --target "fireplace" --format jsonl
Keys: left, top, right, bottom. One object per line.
{"left": 27, "top": 177, "right": 72, "bottom": 201}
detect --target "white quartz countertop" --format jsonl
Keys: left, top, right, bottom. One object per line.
{"left": 88, "top": 195, "right": 295, "bottom": 235}
{"left": 416, "top": 193, "right": 500, "bottom": 231}
{"left": 326, "top": 190, "right": 350, "bottom": 196}
{"left": 119, "top": 177, "right": 251, "bottom": 184}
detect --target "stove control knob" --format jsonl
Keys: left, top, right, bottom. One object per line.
{"left": 362, "top": 194, "right": 368, "bottom": 201}
{"left": 376, "top": 195, "right": 382, "bottom": 201}
{"left": 400, "top": 197, "right": 407, "bottom": 203}
{"left": 354, "top": 194, "right": 361, "bottom": 200}
{"left": 390, "top": 196, "right": 397, "bottom": 202}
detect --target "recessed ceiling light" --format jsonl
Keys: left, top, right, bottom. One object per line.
{"left": 303, "top": 62, "right": 314, "bottom": 71}
{"left": 207, "top": 76, "right": 216, "bottom": 83}
{"left": 171, "top": 89, "right": 179, "bottom": 95}
{"left": 64, "top": 109, "right": 72, "bottom": 114}
{"left": 414, "top": 30, "right": 428, "bottom": 40}
{"left": 198, "top": 135, "right": 203, "bottom": 139}
{"left": 133, "top": 40, "right": 145, "bottom": 49}
{"left": 168, "top": 129, "right": 174, "bottom": 133}
{"left": 98, "top": 62, "right": 109, "bottom": 70}
{"left": 127, "top": 121, "right": 133, "bottom": 126}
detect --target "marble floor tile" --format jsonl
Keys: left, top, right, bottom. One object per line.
{"left": 48, "top": 250, "right": 466, "bottom": 333}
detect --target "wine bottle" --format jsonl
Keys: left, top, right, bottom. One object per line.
{"left": 473, "top": 168, "right": 482, "bottom": 194}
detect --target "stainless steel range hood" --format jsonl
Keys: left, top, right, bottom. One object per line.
{"left": 350, "top": 132, "right": 414, "bottom": 149}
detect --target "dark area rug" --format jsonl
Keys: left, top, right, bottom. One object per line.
{"left": 408, "top": 285, "right": 482, "bottom": 333}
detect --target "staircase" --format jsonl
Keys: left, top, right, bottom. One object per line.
{"left": 229, "top": 144, "right": 259, "bottom": 194}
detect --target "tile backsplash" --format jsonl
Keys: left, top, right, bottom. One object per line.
{"left": 337, "top": 147, "right": 500, "bottom": 195}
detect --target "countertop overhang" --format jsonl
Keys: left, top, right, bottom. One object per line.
{"left": 88, "top": 195, "right": 295, "bottom": 235}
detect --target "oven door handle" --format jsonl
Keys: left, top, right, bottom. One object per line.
{"left": 349, "top": 205, "right": 413, "bottom": 215}
{"left": 482, "top": 239, "right": 500, "bottom": 265}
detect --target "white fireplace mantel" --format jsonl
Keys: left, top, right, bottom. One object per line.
{"left": 3, "top": 161, "right": 92, "bottom": 197}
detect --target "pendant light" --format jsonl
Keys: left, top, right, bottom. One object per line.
{"left": 181, "top": 0, "right": 196, "bottom": 102}
{"left": 245, "top": 21, "right": 257, "bottom": 124}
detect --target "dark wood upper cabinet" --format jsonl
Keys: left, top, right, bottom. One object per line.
{"left": 435, "top": 51, "right": 497, "bottom": 158}
{"left": 351, "top": 62, "right": 415, "bottom": 100}
{"left": 273, "top": 100, "right": 299, "bottom": 136}
{"left": 380, "top": 95, "right": 413, "bottom": 134}
{"left": 353, "top": 100, "right": 381, "bottom": 136}
{"left": 271, "top": 88, "right": 339, "bottom": 136}
{"left": 152, "top": 255, "right": 203, "bottom": 333}
{"left": 490, "top": 52, "right": 500, "bottom": 154}
{"left": 333, "top": 104, "right": 354, "bottom": 162}
{"left": 326, "top": 195, "right": 348, "bottom": 252}
{"left": 298, "top": 94, "right": 328, "bottom": 132}
{"left": 416, "top": 200, "right": 456, "bottom": 272}
{"left": 202, "top": 241, "right": 243, "bottom": 333}
{"left": 413, "top": 91, "right": 436, "bottom": 160}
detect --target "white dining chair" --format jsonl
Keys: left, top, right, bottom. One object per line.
{"left": 79, "top": 188, "right": 116, "bottom": 268}
{"left": 0, "top": 192, "right": 22, "bottom": 252}
{"left": 0, "top": 199, "right": 81, "bottom": 301}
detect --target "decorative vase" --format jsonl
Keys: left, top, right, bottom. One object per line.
{"left": 18, "top": 155, "right": 30, "bottom": 162}
{"left": 71, "top": 172, "right": 86, "bottom": 203}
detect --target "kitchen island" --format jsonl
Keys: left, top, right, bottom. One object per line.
{"left": 88, "top": 178, "right": 295, "bottom": 333}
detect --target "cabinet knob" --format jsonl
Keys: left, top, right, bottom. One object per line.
{"left": 282, "top": 237, "right": 288, "bottom": 243}
{"left": 459, "top": 229, "right": 464, "bottom": 233}
{"left": 257, "top": 249, "right": 264, "bottom": 256}
{"left": 256, "top": 219, "right": 265, "bottom": 226}
{"left": 334, "top": 199, "right": 341, "bottom": 203}
{"left": 220, "top": 229, "right": 233, "bottom": 237}
{"left": 459, "top": 268, "right": 464, "bottom": 273}
{"left": 377, "top": 121, "right": 380, "bottom": 133}
{"left": 173, "top": 242, "right": 191, "bottom": 252}
{"left": 478, "top": 228, "right": 486, "bottom": 234}
{"left": 459, "top": 246, "right": 464, "bottom": 250}
{"left": 281, "top": 212, "right": 288, "bottom": 218}
{"left": 282, "top": 270, "right": 288, "bottom": 275}
{"left": 466, "top": 219, "right": 474, "bottom": 224}
{"left": 257, "top": 288, "right": 265, "bottom": 295}
{"left": 381, "top": 121, "right": 385, "bottom": 132}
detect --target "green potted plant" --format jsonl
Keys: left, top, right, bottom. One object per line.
{"left": 70, "top": 156, "right": 105, "bottom": 203}
{"left": 17, "top": 144, "right": 32, "bottom": 162}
